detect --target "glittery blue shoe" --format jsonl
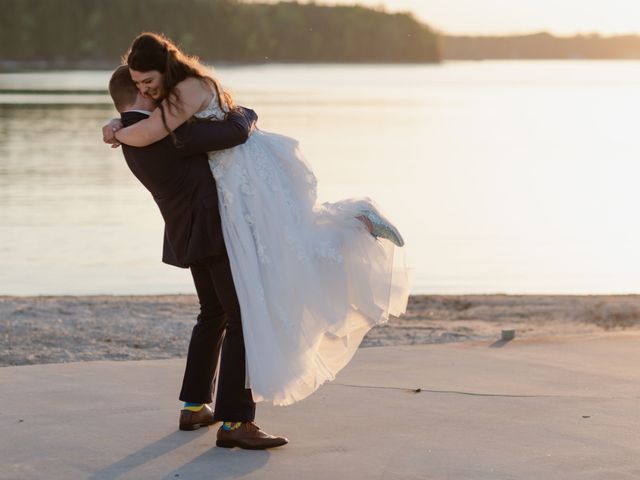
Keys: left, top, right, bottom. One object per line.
{"left": 359, "top": 204, "right": 405, "bottom": 247}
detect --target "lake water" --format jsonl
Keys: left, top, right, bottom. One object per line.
{"left": 2, "top": 61, "right": 640, "bottom": 295}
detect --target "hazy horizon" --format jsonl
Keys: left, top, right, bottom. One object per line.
{"left": 244, "top": 0, "right": 640, "bottom": 37}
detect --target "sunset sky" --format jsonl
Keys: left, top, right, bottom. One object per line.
{"left": 253, "top": 0, "right": 640, "bottom": 36}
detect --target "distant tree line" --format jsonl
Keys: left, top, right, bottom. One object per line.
{"left": 0, "top": 0, "right": 441, "bottom": 68}
{"left": 444, "top": 32, "right": 640, "bottom": 59}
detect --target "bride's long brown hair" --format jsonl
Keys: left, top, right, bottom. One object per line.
{"left": 124, "top": 32, "right": 235, "bottom": 137}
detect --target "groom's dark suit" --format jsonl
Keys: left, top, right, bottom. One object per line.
{"left": 120, "top": 109, "right": 256, "bottom": 422}
{"left": 121, "top": 111, "right": 238, "bottom": 267}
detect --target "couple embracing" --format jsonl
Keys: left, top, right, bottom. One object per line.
{"left": 103, "top": 32, "right": 410, "bottom": 450}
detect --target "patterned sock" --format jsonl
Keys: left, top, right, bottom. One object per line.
{"left": 183, "top": 402, "right": 205, "bottom": 412}
{"left": 222, "top": 421, "right": 242, "bottom": 431}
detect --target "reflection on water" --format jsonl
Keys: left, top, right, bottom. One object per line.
{"left": 0, "top": 104, "right": 176, "bottom": 294}
{"left": 2, "top": 62, "right": 640, "bottom": 295}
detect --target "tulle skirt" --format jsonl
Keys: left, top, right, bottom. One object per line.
{"left": 208, "top": 129, "right": 410, "bottom": 406}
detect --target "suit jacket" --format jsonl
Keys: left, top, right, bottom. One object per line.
{"left": 120, "top": 108, "right": 257, "bottom": 268}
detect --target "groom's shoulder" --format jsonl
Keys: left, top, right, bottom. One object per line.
{"left": 120, "top": 111, "right": 150, "bottom": 126}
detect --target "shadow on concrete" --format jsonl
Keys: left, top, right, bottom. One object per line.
{"left": 163, "top": 446, "right": 271, "bottom": 479}
{"left": 87, "top": 429, "right": 207, "bottom": 480}
{"left": 489, "top": 338, "right": 514, "bottom": 348}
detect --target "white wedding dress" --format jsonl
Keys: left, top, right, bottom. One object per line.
{"left": 195, "top": 96, "right": 410, "bottom": 406}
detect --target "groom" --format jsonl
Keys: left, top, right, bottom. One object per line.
{"left": 107, "top": 65, "right": 287, "bottom": 449}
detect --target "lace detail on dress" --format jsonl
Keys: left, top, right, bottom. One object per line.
{"left": 284, "top": 228, "right": 310, "bottom": 264}
{"left": 253, "top": 142, "right": 280, "bottom": 193}
{"left": 314, "top": 239, "right": 344, "bottom": 264}
{"left": 254, "top": 231, "right": 270, "bottom": 265}
{"left": 193, "top": 89, "right": 228, "bottom": 121}
{"left": 195, "top": 90, "right": 232, "bottom": 181}
{"left": 219, "top": 185, "right": 234, "bottom": 208}
{"left": 239, "top": 167, "right": 255, "bottom": 196}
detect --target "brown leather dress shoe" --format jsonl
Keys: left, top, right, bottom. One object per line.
{"left": 179, "top": 404, "right": 216, "bottom": 431}
{"left": 216, "top": 421, "right": 288, "bottom": 449}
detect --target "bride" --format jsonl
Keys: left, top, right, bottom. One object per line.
{"left": 105, "top": 32, "right": 410, "bottom": 406}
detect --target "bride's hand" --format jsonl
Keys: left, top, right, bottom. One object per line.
{"left": 102, "top": 118, "right": 123, "bottom": 148}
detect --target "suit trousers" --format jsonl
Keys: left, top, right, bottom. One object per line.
{"left": 179, "top": 250, "right": 256, "bottom": 422}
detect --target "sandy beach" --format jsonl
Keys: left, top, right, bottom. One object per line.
{"left": 2, "top": 294, "right": 640, "bottom": 367}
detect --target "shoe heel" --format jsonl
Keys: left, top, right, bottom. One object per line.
{"left": 216, "top": 440, "right": 234, "bottom": 448}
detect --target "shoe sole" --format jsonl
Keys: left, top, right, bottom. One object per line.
{"left": 179, "top": 421, "right": 216, "bottom": 431}
{"left": 216, "top": 440, "right": 288, "bottom": 450}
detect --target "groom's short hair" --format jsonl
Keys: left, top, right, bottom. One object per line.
{"left": 109, "top": 65, "right": 138, "bottom": 112}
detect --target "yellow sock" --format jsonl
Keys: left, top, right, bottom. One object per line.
{"left": 184, "top": 403, "right": 205, "bottom": 412}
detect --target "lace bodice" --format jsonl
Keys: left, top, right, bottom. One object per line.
{"left": 194, "top": 90, "right": 228, "bottom": 121}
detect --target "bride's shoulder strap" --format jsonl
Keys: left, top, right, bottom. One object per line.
{"left": 207, "top": 74, "right": 231, "bottom": 112}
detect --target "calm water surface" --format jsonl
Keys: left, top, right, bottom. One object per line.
{"left": 2, "top": 61, "right": 640, "bottom": 295}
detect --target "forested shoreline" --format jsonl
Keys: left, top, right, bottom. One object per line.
{"left": 2, "top": 0, "right": 640, "bottom": 71}
{"left": 0, "top": 0, "right": 441, "bottom": 69}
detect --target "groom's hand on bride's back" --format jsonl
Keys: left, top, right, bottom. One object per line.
{"left": 228, "top": 106, "right": 258, "bottom": 137}
{"left": 168, "top": 105, "right": 258, "bottom": 156}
